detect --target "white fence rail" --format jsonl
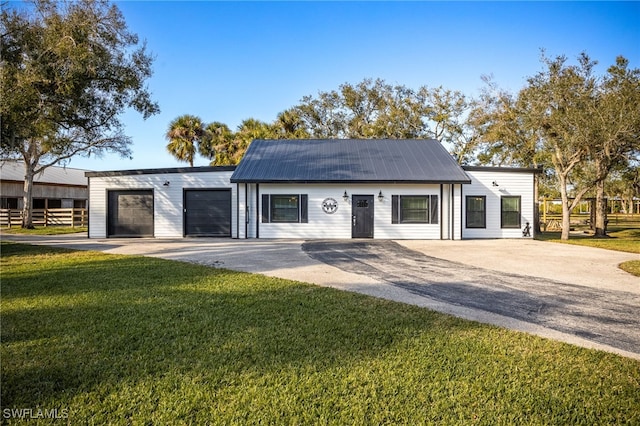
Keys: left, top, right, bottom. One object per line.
{"left": 0, "top": 208, "right": 87, "bottom": 228}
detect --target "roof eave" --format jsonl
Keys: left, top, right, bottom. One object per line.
{"left": 230, "top": 179, "right": 472, "bottom": 184}
{"left": 463, "top": 166, "right": 543, "bottom": 174}
{"left": 86, "top": 165, "right": 236, "bottom": 178}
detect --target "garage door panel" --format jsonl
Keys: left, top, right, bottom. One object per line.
{"left": 108, "top": 190, "right": 154, "bottom": 237}
{"left": 184, "top": 190, "right": 231, "bottom": 237}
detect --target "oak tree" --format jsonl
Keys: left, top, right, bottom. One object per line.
{"left": 1, "top": 0, "right": 158, "bottom": 227}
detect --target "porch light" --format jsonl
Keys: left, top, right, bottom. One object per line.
{"left": 378, "top": 190, "right": 384, "bottom": 201}
{"left": 492, "top": 181, "right": 499, "bottom": 187}
{"left": 163, "top": 181, "right": 170, "bottom": 186}
{"left": 343, "top": 191, "right": 349, "bottom": 201}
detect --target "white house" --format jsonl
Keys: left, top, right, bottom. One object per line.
{"left": 86, "top": 139, "right": 538, "bottom": 240}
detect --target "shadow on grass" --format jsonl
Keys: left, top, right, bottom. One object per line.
{"left": 1, "top": 244, "right": 478, "bottom": 408}
{"left": 2, "top": 243, "right": 639, "bottom": 424}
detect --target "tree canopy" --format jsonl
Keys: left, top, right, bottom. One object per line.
{"left": 169, "top": 55, "right": 638, "bottom": 241}
{"left": 172, "top": 78, "right": 475, "bottom": 166}
{"left": 165, "top": 115, "right": 204, "bottom": 167}
{"left": 1, "top": 0, "right": 159, "bottom": 227}
{"left": 472, "top": 53, "right": 639, "bottom": 239}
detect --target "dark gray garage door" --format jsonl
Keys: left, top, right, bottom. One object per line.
{"left": 184, "top": 189, "right": 231, "bottom": 237}
{"left": 107, "top": 190, "right": 154, "bottom": 237}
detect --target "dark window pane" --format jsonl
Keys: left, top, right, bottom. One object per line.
{"left": 47, "top": 199, "right": 62, "bottom": 209}
{"left": 501, "top": 196, "right": 521, "bottom": 228}
{"left": 1, "top": 198, "right": 18, "bottom": 209}
{"left": 271, "top": 195, "right": 299, "bottom": 222}
{"left": 466, "top": 196, "right": 486, "bottom": 228}
{"left": 400, "top": 196, "right": 429, "bottom": 223}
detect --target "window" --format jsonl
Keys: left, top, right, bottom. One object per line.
{"left": 271, "top": 195, "right": 299, "bottom": 222}
{"left": 401, "top": 196, "right": 428, "bottom": 223}
{"left": 501, "top": 196, "right": 521, "bottom": 228}
{"left": 1, "top": 197, "right": 18, "bottom": 209}
{"left": 33, "top": 198, "right": 46, "bottom": 209}
{"left": 392, "top": 195, "right": 438, "bottom": 224}
{"left": 47, "top": 199, "right": 62, "bottom": 209}
{"left": 466, "top": 196, "right": 486, "bottom": 228}
{"left": 262, "top": 194, "right": 308, "bottom": 223}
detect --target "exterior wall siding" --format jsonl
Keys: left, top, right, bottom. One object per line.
{"left": 452, "top": 184, "right": 462, "bottom": 240}
{"left": 88, "top": 171, "right": 235, "bottom": 239}
{"left": 88, "top": 167, "right": 537, "bottom": 240}
{"left": 440, "top": 184, "right": 451, "bottom": 240}
{"left": 1, "top": 181, "right": 87, "bottom": 199}
{"left": 463, "top": 170, "right": 534, "bottom": 239}
{"left": 236, "top": 183, "right": 258, "bottom": 239}
{"left": 256, "top": 183, "right": 441, "bottom": 239}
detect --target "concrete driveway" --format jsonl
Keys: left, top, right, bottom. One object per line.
{"left": 2, "top": 233, "right": 639, "bottom": 359}
{"left": 303, "top": 240, "right": 640, "bottom": 358}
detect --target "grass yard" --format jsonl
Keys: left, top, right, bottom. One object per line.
{"left": 0, "top": 226, "right": 87, "bottom": 236}
{"left": 1, "top": 242, "right": 639, "bottom": 424}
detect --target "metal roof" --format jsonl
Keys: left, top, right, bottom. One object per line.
{"left": 230, "top": 139, "right": 471, "bottom": 184}
{"left": 0, "top": 161, "right": 88, "bottom": 186}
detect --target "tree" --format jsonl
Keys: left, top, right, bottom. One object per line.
{"left": 421, "top": 86, "right": 477, "bottom": 164}
{"left": 469, "top": 75, "right": 549, "bottom": 233}
{"left": 165, "top": 115, "right": 205, "bottom": 167}
{"left": 198, "top": 118, "right": 277, "bottom": 166}
{"left": 291, "top": 78, "right": 475, "bottom": 146}
{"left": 199, "top": 121, "right": 234, "bottom": 165}
{"left": 193, "top": 79, "right": 480, "bottom": 165}
{"left": 1, "top": 0, "right": 158, "bottom": 227}
{"left": 272, "top": 109, "right": 310, "bottom": 139}
{"left": 585, "top": 57, "right": 640, "bottom": 236}
{"left": 607, "top": 166, "right": 640, "bottom": 215}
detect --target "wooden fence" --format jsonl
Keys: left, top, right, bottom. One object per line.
{"left": 0, "top": 208, "right": 87, "bottom": 228}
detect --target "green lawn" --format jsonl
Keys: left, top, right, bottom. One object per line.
{"left": 1, "top": 242, "right": 638, "bottom": 424}
{"left": 0, "top": 226, "right": 87, "bottom": 235}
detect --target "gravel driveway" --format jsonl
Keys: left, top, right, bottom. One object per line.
{"left": 303, "top": 240, "right": 640, "bottom": 356}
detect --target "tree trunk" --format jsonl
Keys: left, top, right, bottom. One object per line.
{"left": 594, "top": 179, "right": 608, "bottom": 237}
{"left": 22, "top": 164, "right": 35, "bottom": 229}
{"left": 558, "top": 174, "right": 571, "bottom": 240}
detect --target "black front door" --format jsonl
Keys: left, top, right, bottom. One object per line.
{"left": 352, "top": 195, "right": 374, "bottom": 238}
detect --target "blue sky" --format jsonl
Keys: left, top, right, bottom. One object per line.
{"left": 50, "top": 1, "right": 640, "bottom": 171}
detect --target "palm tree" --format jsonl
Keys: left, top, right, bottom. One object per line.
{"left": 200, "top": 122, "right": 234, "bottom": 166}
{"left": 165, "top": 115, "right": 204, "bottom": 167}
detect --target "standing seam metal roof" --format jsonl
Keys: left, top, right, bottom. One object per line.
{"left": 0, "top": 161, "right": 88, "bottom": 186}
{"left": 230, "top": 139, "right": 471, "bottom": 183}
